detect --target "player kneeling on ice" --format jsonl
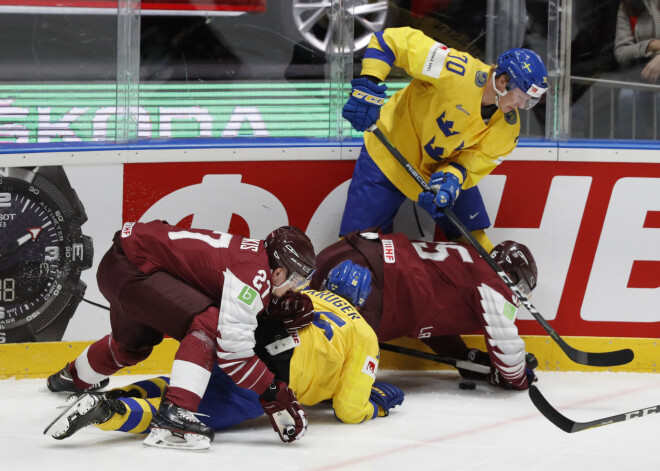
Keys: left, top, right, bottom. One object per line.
{"left": 45, "top": 221, "right": 320, "bottom": 449}
{"left": 44, "top": 278, "right": 404, "bottom": 449}
{"left": 310, "top": 229, "right": 538, "bottom": 390}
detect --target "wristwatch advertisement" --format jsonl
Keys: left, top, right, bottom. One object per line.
{"left": 0, "top": 166, "right": 93, "bottom": 343}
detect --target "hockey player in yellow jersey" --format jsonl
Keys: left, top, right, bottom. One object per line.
{"left": 341, "top": 27, "right": 548, "bottom": 252}
{"left": 287, "top": 288, "right": 388, "bottom": 423}
{"left": 44, "top": 288, "right": 404, "bottom": 449}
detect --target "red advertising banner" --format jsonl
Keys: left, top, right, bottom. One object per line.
{"left": 123, "top": 159, "right": 660, "bottom": 340}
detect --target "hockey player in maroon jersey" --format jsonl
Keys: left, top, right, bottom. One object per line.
{"left": 46, "top": 220, "right": 317, "bottom": 449}
{"left": 310, "top": 229, "right": 538, "bottom": 391}
{"left": 43, "top": 280, "right": 405, "bottom": 449}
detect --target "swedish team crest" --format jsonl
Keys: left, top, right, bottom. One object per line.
{"left": 504, "top": 110, "right": 518, "bottom": 124}
{"left": 475, "top": 70, "right": 488, "bottom": 88}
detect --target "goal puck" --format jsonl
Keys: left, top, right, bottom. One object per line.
{"left": 459, "top": 381, "right": 476, "bottom": 390}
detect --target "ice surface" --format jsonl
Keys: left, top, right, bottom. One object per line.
{"left": 3, "top": 369, "right": 659, "bottom": 471}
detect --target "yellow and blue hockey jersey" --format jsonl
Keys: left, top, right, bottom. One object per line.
{"left": 93, "top": 289, "right": 382, "bottom": 434}
{"left": 361, "top": 27, "right": 520, "bottom": 200}
{"left": 289, "top": 289, "right": 381, "bottom": 423}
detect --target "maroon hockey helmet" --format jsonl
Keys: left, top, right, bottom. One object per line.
{"left": 490, "top": 240, "right": 538, "bottom": 297}
{"left": 264, "top": 226, "right": 316, "bottom": 280}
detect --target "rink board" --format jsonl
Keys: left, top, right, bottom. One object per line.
{"left": 0, "top": 335, "right": 656, "bottom": 380}
{"left": 1, "top": 141, "right": 659, "bottom": 376}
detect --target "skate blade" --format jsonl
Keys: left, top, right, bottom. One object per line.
{"left": 43, "top": 394, "right": 95, "bottom": 439}
{"left": 143, "top": 428, "right": 210, "bottom": 452}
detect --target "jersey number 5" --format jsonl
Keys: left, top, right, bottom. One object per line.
{"left": 412, "top": 241, "right": 474, "bottom": 263}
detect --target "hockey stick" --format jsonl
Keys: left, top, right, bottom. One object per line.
{"left": 528, "top": 385, "right": 660, "bottom": 432}
{"left": 367, "top": 124, "right": 633, "bottom": 367}
{"left": 379, "top": 342, "right": 491, "bottom": 374}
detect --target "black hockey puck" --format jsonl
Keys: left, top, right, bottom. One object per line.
{"left": 459, "top": 381, "right": 476, "bottom": 390}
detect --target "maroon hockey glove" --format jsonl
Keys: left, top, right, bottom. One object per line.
{"left": 457, "top": 348, "right": 491, "bottom": 381}
{"left": 259, "top": 380, "right": 308, "bottom": 443}
{"left": 267, "top": 291, "right": 314, "bottom": 330}
{"left": 488, "top": 368, "right": 515, "bottom": 390}
{"left": 489, "top": 353, "right": 538, "bottom": 390}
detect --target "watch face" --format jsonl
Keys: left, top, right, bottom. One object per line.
{"left": 0, "top": 167, "right": 92, "bottom": 342}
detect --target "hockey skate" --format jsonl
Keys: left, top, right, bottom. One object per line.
{"left": 47, "top": 365, "right": 109, "bottom": 393}
{"left": 43, "top": 393, "right": 126, "bottom": 440}
{"left": 143, "top": 399, "right": 214, "bottom": 452}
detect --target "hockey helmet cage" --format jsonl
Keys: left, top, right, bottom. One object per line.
{"left": 494, "top": 48, "right": 548, "bottom": 109}
{"left": 490, "top": 240, "right": 538, "bottom": 298}
{"left": 264, "top": 226, "right": 316, "bottom": 279}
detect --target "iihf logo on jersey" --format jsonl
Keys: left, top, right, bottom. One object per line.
{"left": 121, "top": 222, "right": 135, "bottom": 238}
{"left": 382, "top": 239, "right": 396, "bottom": 263}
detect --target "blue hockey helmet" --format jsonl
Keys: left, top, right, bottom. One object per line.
{"left": 494, "top": 48, "right": 548, "bottom": 109}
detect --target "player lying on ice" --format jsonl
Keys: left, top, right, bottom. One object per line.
{"left": 310, "top": 229, "right": 539, "bottom": 390}
{"left": 44, "top": 226, "right": 403, "bottom": 450}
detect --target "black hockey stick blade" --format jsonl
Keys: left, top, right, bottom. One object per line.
{"left": 529, "top": 385, "right": 660, "bottom": 433}
{"left": 443, "top": 203, "right": 633, "bottom": 367}
{"left": 551, "top": 333, "right": 634, "bottom": 367}
{"left": 368, "top": 125, "right": 634, "bottom": 368}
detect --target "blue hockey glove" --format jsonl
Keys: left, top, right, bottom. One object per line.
{"left": 417, "top": 171, "right": 461, "bottom": 218}
{"left": 369, "top": 382, "right": 404, "bottom": 417}
{"left": 429, "top": 171, "right": 461, "bottom": 208}
{"left": 325, "top": 260, "right": 372, "bottom": 308}
{"left": 342, "top": 77, "right": 387, "bottom": 132}
{"left": 417, "top": 191, "right": 444, "bottom": 218}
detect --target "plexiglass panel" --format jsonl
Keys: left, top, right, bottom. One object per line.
{"left": 1, "top": 0, "right": 657, "bottom": 146}
{"left": 0, "top": 8, "right": 119, "bottom": 143}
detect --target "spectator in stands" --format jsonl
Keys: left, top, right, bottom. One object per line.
{"left": 614, "top": 0, "right": 660, "bottom": 139}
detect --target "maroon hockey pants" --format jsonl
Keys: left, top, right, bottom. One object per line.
{"left": 70, "top": 237, "right": 214, "bottom": 388}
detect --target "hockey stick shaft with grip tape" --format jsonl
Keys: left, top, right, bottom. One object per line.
{"left": 367, "top": 124, "right": 633, "bottom": 367}
{"left": 379, "top": 342, "right": 491, "bottom": 374}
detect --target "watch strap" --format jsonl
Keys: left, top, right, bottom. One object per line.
{"left": 30, "top": 309, "right": 75, "bottom": 342}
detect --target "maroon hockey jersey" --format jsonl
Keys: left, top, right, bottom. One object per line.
{"left": 312, "top": 230, "right": 529, "bottom": 390}
{"left": 119, "top": 220, "right": 273, "bottom": 303}
{"left": 119, "top": 220, "right": 276, "bottom": 394}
